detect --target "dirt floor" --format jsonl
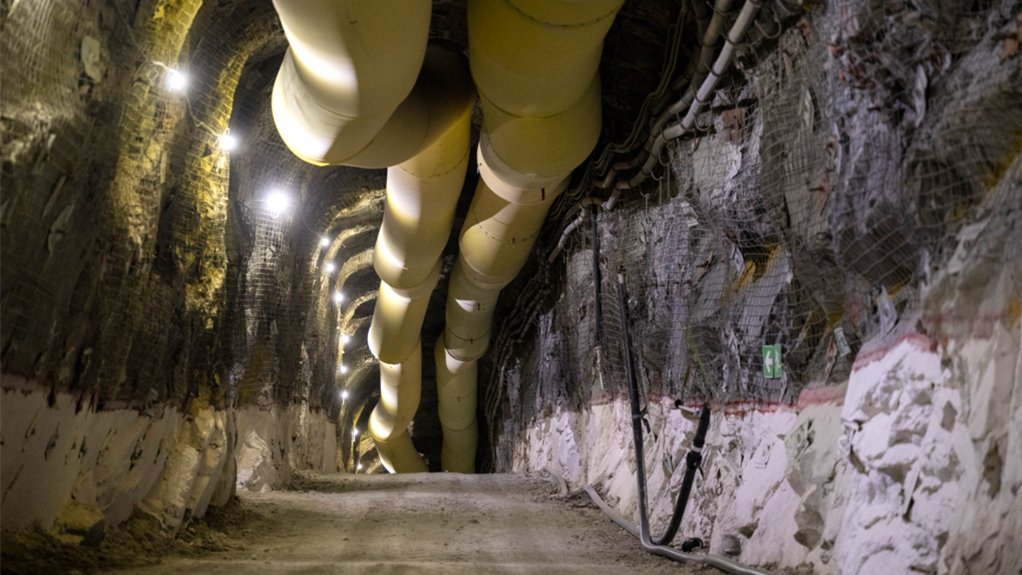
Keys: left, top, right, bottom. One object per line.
{"left": 2, "top": 473, "right": 707, "bottom": 574}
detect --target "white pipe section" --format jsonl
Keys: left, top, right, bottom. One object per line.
{"left": 605, "top": 0, "right": 761, "bottom": 209}
{"left": 271, "top": 0, "right": 431, "bottom": 166}
{"left": 437, "top": 0, "right": 625, "bottom": 472}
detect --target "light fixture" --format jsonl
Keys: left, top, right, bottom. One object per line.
{"left": 324, "top": 261, "right": 336, "bottom": 274}
{"left": 218, "top": 132, "right": 238, "bottom": 152}
{"left": 164, "top": 68, "right": 188, "bottom": 92}
{"left": 356, "top": 463, "right": 364, "bottom": 470}
{"left": 341, "top": 390, "right": 349, "bottom": 401}
{"left": 352, "top": 428, "right": 359, "bottom": 437}
{"left": 333, "top": 291, "right": 345, "bottom": 305}
{"left": 319, "top": 236, "right": 330, "bottom": 248}
{"left": 341, "top": 334, "right": 351, "bottom": 345}
{"left": 264, "top": 190, "right": 291, "bottom": 217}
{"left": 339, "top": 364, "right": 349, "bottom": 375}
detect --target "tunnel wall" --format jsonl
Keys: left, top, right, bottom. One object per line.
{"left": 490, "top": 2, "right": 1021, "bottom": 574}
{"left": 1, "top": 381, "right": 337, "bottom": 532}
{"left": 0, "top": 0, "right": 341, "bottom": 536}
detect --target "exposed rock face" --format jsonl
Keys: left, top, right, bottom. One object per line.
{"left": 0, "top": 0, "right": 348, "bottom": 532}
{"left": 491, "top": 2, "right": 1021, "bottom": 573}
{"left": 1, "top": 0, "right": 1018, "bottom": 570}
{"left": 0, "top": 381, "right": 336, "bottom": 532}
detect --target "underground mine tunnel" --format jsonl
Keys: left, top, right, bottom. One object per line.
{"left": 1, "top": 0, "right": 1020, "bottom": 573}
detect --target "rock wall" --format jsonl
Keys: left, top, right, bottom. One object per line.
{"left": 0, "top": 0, "right": 341, "bottom": 535}
{"left": 235, "top": 404, "right": 338, "bottom": 493}
{"left": 491, "top": 2, "right": 1022, "bottom": 573}
{"left": 1, "top": 378, "right": 336, "bottom": 535}
{"left": 508, "top": 310, "right": 1019, "bottom": 574}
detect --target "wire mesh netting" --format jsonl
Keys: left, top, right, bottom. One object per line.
{"left": 0, "top": 0, "right": 390, "bottom": 418}
{"left": 2, "top": 0, "right": 1019, "bottom": 475}
{"left": 486, "top": 0, "right": 1022, "bottom": 453}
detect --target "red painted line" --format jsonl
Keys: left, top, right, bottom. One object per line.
{"left": 671, "top": 383, "right": 846, "bottom": 417}
{"left": 852, "top": 331, "right": 935, "bottom": 372}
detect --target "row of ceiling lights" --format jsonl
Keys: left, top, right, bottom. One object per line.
{"left": 161, "top": 64, "right": 365, "bottom": 438}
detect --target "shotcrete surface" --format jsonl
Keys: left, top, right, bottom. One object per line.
{"left": 115, "top": 472, "right": 695, "bottom": 574}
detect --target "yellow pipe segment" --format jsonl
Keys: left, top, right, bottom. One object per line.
{"left": 437, "top": 0, "right": 623, "bottom": 471}
{"left": 369, "top": 343, "right": 429, "bottom": 472}
{"left": 271, "top": 0, "right": 476, "bottom": 473}
{"left": 478, "top": 76, "right": 603, "bottom": 183}
{"left": 369, "top": 343, "right": 422, "bottom": 442}
{"left": 373, "top": 429, "right": 429, "bottom": 473}
{"left": 444, "top": 257, "right": 501, "bottom": 361}
{"left": 368, "top": 260, "right": 440, "bottom": 365}
{"left": 434, "top": 335, "right": 479, "bottom": 473}
{"left": 374, "top": 99, "right": 472, "bottom": 291}
{"left": 468, "top": 0, "right": 624, "bottom": 117}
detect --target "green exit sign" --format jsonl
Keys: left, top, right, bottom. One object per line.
{"left": 763, "top": 344, "right": 782, "bottom": 379}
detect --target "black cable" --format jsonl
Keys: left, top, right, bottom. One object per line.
{"left": 617, "top": 273, "right": 708, "bottom": 545}
{"left": 592, "top": 205, "right": 603, "bottom": 346}
{"left": 653, "top": 404, "right": 710, "bottom": 545}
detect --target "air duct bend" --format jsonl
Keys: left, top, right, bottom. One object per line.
{"left": 370, "top": 343, "right": 429, "bottom": 473}
{"left": 374, "top": 430, "right": 429, "bottom": 474}
{"left": 272, "top": 0, "right": 472, "bottom": 168}
{"left": 271, "top": 0, "right": 429, "bottom": 166}
{"left": 370, "top": 343, "right": 423, "bottom": 443}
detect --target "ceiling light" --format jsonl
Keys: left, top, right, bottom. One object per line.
{"left": 264, "top": 190, "right": 290, "bottom": 217}
{"left": 319, "top": 236, "right": 330, "bottom": 248}
{"left": 341, "top": 334, "right": 351, "bottom": 345}
{"left": 356, "top": 463, "right": 364, "bottom": 470}
{"left": 339, "top": 364, "right": 349, "bottom": 375}
{"left": 218, "top": 132, "right": 238, "bottom": 152}
{"left": 341, "top": 390, "right": 349, "bottom": 401}
{"left": 324, "top": 262, "right": 336, "bottom": 274}
{"left": 164, "top": 68, "right": 188, "bottom": 92}
{"left": 333, "top": 291, "right": 344, "bottom": 304}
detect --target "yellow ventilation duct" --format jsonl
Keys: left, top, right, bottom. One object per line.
{"left": 366, "top": 52, "right": 473, "bottom": 472}
{"left": 273, "top": 0, "right": 621, "bottom": 473}
{"left": 271, "top": 0, "right": 430, "bottom": 167}
{"left": 370, "top": 343, "right": 429, "bottom": 472}
{"left": 435, "top": 334, "right": 479, "bottom": 473}
{"left": 271, "top": 0, "right": 473, "bottom": 472}
{"left": 436, "top": 0, "right": 623, "bottom": 472}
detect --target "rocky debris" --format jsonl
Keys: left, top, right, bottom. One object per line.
{"left": 53, "top": 500, "right": 106, "bottom": 547}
